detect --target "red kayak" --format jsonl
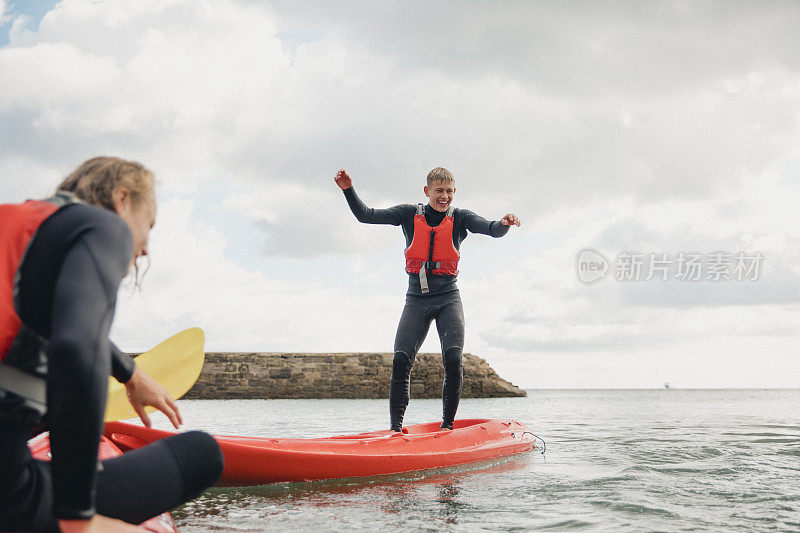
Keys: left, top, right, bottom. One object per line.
{"left": 28, "top": 433, "right": 178, "bottom": 533}
{"left": 105, "top": 418, "right": 537, "bottom": 486}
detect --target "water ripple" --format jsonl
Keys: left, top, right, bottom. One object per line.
{"left": 166, "top": 390, "right": 799, "bottom": 532}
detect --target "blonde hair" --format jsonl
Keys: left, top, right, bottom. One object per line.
{"left": 57, "top": 156, "right": 156, "bottom": 285}
{"left": 56, "top": 156, "right": 155, "bottom": 210}
{"left": 426, "top": 167, "right": 455, "bottom": 186}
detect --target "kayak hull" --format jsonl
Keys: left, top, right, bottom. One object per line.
{"left": 28, "top": 433, "right": 178, "bottom": 533}
{"left": 105, "top": 418, "right": 536, "bottom": 486}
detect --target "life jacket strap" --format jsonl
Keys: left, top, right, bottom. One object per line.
{"left": 0, "top": 363, "right": 46, "bottom": 414}
{"left": 49, "top": 190, "right": 85, "bottom": 208}
{"left": 419, "top": 263, "right": 429, "bottom": 294}
{"left": 0, "top": 323, "right": 49, "bottom": 414}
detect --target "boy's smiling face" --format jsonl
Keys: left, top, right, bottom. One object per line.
{"left": 424, "top": 180, "right": 456, "bottom": 212}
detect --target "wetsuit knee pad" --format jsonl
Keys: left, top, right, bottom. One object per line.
{"left": 163, "top": 431, "right": 223, "bottom": 496}
{"left": 392, "top": 351, "right": 414, "bottom": 374}
{"left": 442, "top": 347, "right": 463, "bottom": 374}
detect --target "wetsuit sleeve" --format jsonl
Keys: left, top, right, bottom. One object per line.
{"left": 47, "top": 214, "right": 132, "bottom": 520}
{"left": 111, "top": 343, "right": 135, "bottom": 384}
{"left": 342, "top": 187, "right": 407, "bottom": 225}
{"left": 459, "top": 209, "right": 510, "bottom": 238}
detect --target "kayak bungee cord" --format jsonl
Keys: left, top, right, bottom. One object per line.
{"left": 522, "top": 431, "right": 546, "bottom": 455}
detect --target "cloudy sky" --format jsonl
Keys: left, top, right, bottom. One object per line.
{"left": 2, "top": 0, "right": 798, "bottom": 388}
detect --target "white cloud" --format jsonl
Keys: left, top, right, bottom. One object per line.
{"left": 111, "top": 196, "right": 400, "bottom": 352}
{"left": 0, "top": 154, "right": 62, "bottom": 199}
{"left": 0, "top": 41, "right": 120, "bottom": 111}
{"left": 3, "top": 0, "right": 800, "bottom": 387}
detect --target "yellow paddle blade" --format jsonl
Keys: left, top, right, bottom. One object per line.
{"left": 104, "top": 327, "right": 205, "bottom": 422}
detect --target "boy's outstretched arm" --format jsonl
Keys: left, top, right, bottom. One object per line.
{"left": 333, "top": 169, "right": 406, "bottom": 225}
{"left": 461, "top": 210, "right": 520, "bottom": 238}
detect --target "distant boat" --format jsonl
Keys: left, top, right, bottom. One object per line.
{"left": 664, "top": 382, "right": 670, "bottom": 389}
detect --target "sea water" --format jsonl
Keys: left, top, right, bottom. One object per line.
{"left": 147, "top": 389, "right": 799, "bottom": 532}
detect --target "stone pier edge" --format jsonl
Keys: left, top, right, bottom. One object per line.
{"left": 183, "top": 352, "right": 526, "bottom": 400}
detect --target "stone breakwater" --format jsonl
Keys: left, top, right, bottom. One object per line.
{"left": 184, "top": 352, "right": 526, "bottom": 399}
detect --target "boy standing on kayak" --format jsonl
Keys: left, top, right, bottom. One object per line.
{"left": 334, "top": 168, "right": 520, "bottom": 431}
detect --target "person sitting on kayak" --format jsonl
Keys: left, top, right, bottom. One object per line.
{"left": 334, "top": 167, "right": 520, "bottom": 431}
{"left": 0, "top": 157, "right": 224, "bottom": 533}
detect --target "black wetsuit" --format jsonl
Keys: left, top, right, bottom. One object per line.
{"left": 342, "top": 187, "right": 509, "bottom": 430}
{"left": 0, "top": 201, "right": 223, "bottom": 532}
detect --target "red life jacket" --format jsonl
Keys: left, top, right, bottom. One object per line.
{"left": 405, "top": 204, "right": 459, "bottom": 293}
{"left": 0, "top": 200, "right": 59, "bottom": 360}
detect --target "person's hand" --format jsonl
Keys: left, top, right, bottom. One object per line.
{"left": 501, "top": 213, "right": 521, "bottom": 227}
{"left": 334, "top": 169, "right": 352, "bottom": 190}
{"left": 59, "top": 515, "right": 144, "bottom": 532}
{"left": 124, "top": 366, "right": 182, "bottom": 429}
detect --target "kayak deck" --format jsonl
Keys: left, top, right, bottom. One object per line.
{"left": 105, "top": 418, "right": 536, "bottom": 486}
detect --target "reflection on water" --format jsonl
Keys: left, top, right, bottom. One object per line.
{"left": 435, "top": 479, "right": 461, "bottom": 525}
{"left": 175, "top": 455, "right": 532, "bottom": 531}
